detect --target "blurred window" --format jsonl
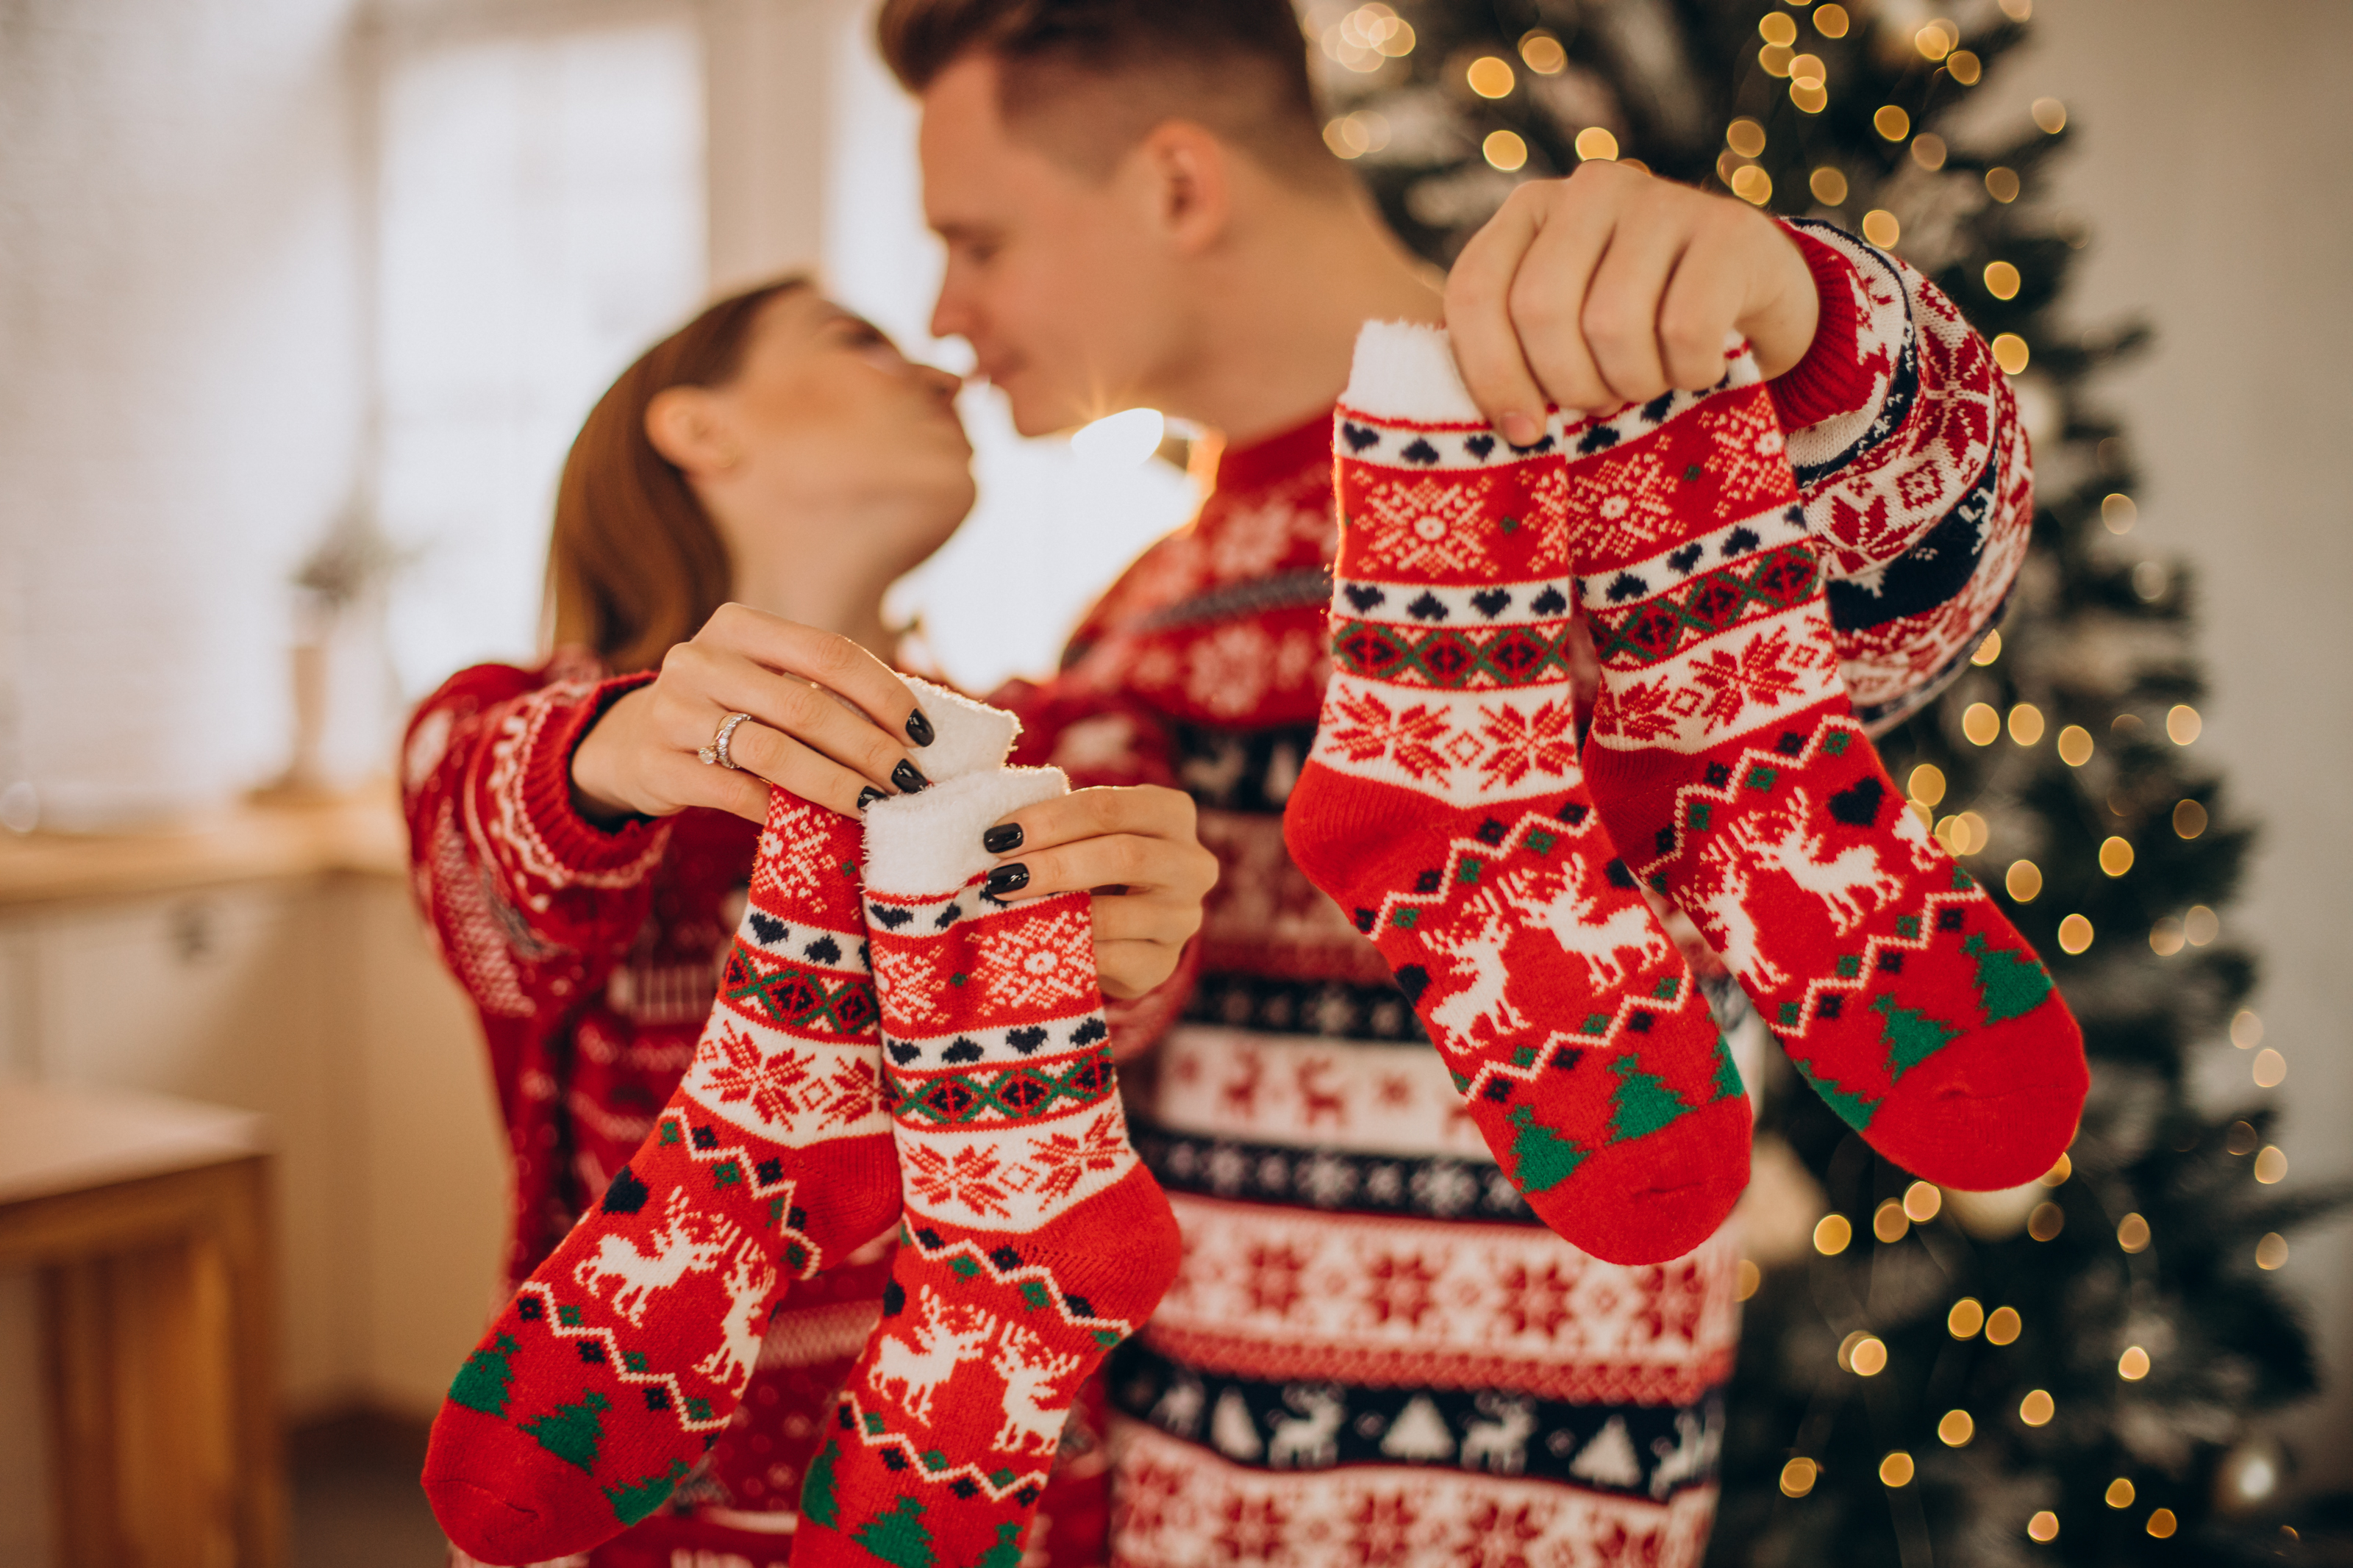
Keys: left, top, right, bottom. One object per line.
{"left": 372, "top": 13, "right": 707, "bottom": 693}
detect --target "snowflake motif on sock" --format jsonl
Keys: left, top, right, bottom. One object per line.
{"left": 806, "top": 1056, "right": 882, "bottom": 1132}
{"left": 753, "top": 823, "right": 849, "bottom": 909}
{"left": 1591, "top": 674, "right": 1686, "bottom": 745}
{"left": 1319, "top": 685, "right": 1453, "bottom": 781}
{"left": 1016, "top": 1111, "right": 1134, "bottom": 1203}
{"left": 1521, "top": 465, "right": 1574, "bottom": 573}
{"left": 871, "top": 944, "right": 951, "bottom": 1034}
{"left": 693, "top": 1020, "right": 812, "bottom": 1127}
{"left": 1476, "top": 698, "right": 1580, "bottom": 791}
{"left": 972, "top": 906, "right": 1097, "bottom": 1017}
{"left": 1351, "top": 473, "right": 1503, "bottom": 577}
{"left": 904, "top": 1141, "right": 1015, "bottom": 1220}
{"left": 1683, "top": 626, "right": 1823, "bottom": 727}
{"left": 1562, "top": 442, "right": 1685, "bottom": 562}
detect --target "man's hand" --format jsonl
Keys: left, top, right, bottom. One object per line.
{"left": 1446, "top": 161, "right": 1820, "bottom": 442}
{"left": 979, "top": 785, "right": 1218, "bottom": 1000}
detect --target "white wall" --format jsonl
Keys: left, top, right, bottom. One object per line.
{"left": 2018, "top": 0, "right": 2353, "bottom": 1483}
{"left": 0, "top": 0, "right": 369, "bottom": 829}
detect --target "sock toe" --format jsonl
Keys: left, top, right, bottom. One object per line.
{"left": 1529, "top": 1098, "right": 1751, "bottom": 1265}
{"left": 424, "top": 1412, "right": 615, "bottom": 1565}
{"left": 1865, "top": 1045, "right": 2088, "bottom": 1191}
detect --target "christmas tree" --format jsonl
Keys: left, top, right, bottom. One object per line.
{"left": 1303, "top": 0, "right": 2351, "bottom": 1559}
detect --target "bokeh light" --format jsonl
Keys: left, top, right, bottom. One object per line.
{"left": 1467, "top": 55, "right": 1515, "bottom": 98}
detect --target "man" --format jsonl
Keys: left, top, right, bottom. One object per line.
{"left": 879, "top": 1, "right": 2027, "bottom": 1562}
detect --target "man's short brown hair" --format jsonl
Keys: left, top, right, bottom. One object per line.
{"left": 876, "top": 0, "right": 1340, "bottom": 187}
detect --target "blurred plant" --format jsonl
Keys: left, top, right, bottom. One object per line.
{"left": 293, "top": 497, "right": 407, "bottom": 619}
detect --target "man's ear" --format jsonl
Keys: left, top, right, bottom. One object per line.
{"left": 645, "top": 386, "right": 740, "bottom": 475}
{"left": 1132, "top": 120, "right": 1232, "bottom": 255}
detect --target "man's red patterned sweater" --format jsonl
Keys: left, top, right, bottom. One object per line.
{"left": 402, "top": 223, "right": 2024, "bottom": 1566}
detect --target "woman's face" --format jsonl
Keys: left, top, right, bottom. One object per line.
{"left": 676, "top": 287, "right": 976, "bottom": 573}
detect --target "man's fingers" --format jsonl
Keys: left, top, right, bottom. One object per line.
{"left": 1656, "top": 232, "right": 1749, "bottom": 390}
{"left": 1577, "top": 206, "right": 1690, "bottom": 407}
{"left": 1445, "top": 185, "right": 1553, "bottom": 444}
{"left": 1502, "top": 167, "right": 1643, "bottom": 414}
{"left": 697, "top": 602, "right": 934, "bottom": 749}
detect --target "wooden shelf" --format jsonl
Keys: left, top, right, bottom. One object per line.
{"left": 0, "top": 1078, "right": 266, "bottom": 1206}
{"left": 0, "top": 785, "right": 406, "bottom": 909}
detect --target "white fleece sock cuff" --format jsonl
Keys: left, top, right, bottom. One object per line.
{"left": 1341, "top": 320, "right": 1483, "bottom": 424}
{"left": 901, "top": 675, "right": 1019, "bottom": 781}
{"left": 862, "top": 766, "right": 1068, "bottom": 898}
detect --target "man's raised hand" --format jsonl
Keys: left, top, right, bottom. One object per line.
{"left": 1445, "top": 161, "right": 1821, "bottom": 441}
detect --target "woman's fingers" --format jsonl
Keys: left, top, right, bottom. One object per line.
{"left": 713, "top": 719, "right": 892, "bottom": 820}
{"left": 976, "top": 787, "right": 1213, "bottom": 999}
{"left": 990, "top": 785, "right": 1199, "bottom": 859}
{"left": 1088, "top": 887, "right": 1207, "bottom": 949}
{"left": 982, "top": 790, "right": 1215, "bottom": 906}
{"left": 1094, "top": 938, "right": 1182, "bottom": 1000}
{"left": 699, "top": 602, "right": 935, "bottom": 749}
{"left": 671, "top": 642, "right": 927, "bottom": 796}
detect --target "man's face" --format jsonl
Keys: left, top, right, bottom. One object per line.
{"left": 918, "top": 58, "right": 1185, "bottom": 436}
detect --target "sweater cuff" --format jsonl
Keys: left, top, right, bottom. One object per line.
{"left": 1768, "top": 223, "right": 1874, "bottom": 432}
{"left": 518, "top": 671, "right": 667, "bottom": 873}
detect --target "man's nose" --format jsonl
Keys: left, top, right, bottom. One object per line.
{"left": 928, "top": 279, "right": 970, "bottom": 346}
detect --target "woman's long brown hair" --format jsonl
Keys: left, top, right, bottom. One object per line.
{"left": 549, "top": 277, "right": 806, "bottom": 673}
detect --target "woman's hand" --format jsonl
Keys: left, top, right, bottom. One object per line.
{"left": 571, "top": 602, "right": 936, "bottom": 824}
{"left": 976, "top": 785, "right": 1219, "bottom": 1000}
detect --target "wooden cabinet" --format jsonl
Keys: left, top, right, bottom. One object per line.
{"left": 0, "top": 795, "right": 509, "bottom": 1564}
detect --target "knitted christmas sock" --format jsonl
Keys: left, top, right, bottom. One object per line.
{"left": 1571, "top": 342, "right": 2086, "bottom": 1190}
{"left": 793, "top": 761, "right": 1179, "bottom": 1568}
{"left": 425, "top": 679, "right": 1016, "bottom": 1564}
{"left": 1281, "top": 321, "right": 1749, "bottom": 1268}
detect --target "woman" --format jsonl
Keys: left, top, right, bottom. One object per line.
{"left": 402, "top": 278, "right": 1216, "bottom": 1567}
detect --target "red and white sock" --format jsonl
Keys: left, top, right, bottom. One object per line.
{"left": 1573, "top": 341, "right": 2086, "bottom": 1189}
{"left": 423, "top": 788, "right": 896, "bottom": 1564}
{"left": 1282, "top": 321, "right": 1750, "bottom": 1267}
{"left": 793, "top": 757, "right": 1179, "bottom": 1568}
{"left": 424, "top": 676, "right": 1018, "bottom": 1563}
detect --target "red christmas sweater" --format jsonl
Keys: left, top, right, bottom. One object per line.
{"left": 403, "top": 221, "right": 2024, "bottom": 1567}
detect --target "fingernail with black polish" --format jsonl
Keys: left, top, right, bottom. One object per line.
{"left": 983, "top": 823, "right": 1024, "bottom": 854}
{"left": 905, "top": 708, "right": 935, "bottom": 747}
{"left": 984, "top": 864, "right": 1029, "bottom": 898}
{"left": 857, "top": 786, "right": 885, "bottom": 812}
{"left": 891, "top": 760, "right": 930, "bottom": 792}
